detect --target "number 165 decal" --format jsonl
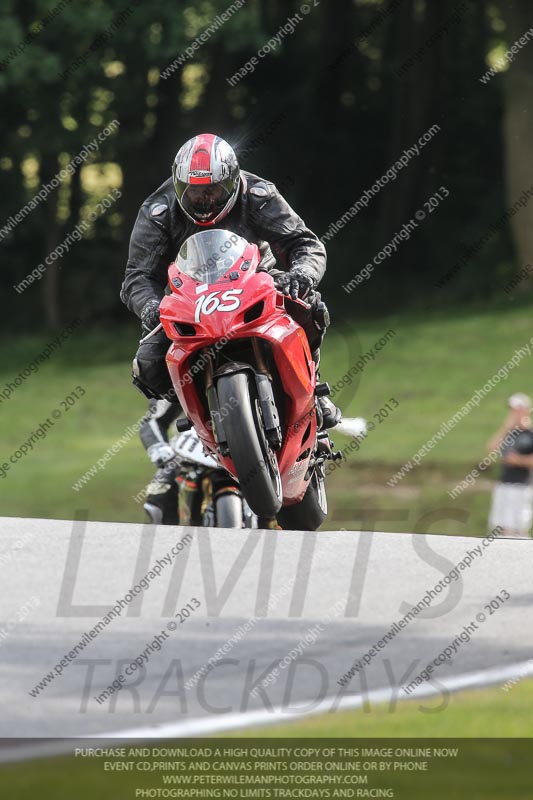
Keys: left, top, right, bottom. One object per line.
{"left": 194, "top": 289, "right": 243, "bottom": 322}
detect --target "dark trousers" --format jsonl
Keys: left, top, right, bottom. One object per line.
{"left": 133, "top": 329, "right": 178, "bottom": 403}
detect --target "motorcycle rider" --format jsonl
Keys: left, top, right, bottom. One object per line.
{"left": 139, "top": 398, "right": 181, "bottom": 525}
{"left": 139, "top": 398, "right": 262, "bottom": 528}
{"left": 120, "top": 132, "right": 340, "bottom": 428}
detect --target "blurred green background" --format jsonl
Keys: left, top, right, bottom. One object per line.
{"left": 2, "top": 300, "right": 533, "bottom": 535}
{"left": 1, "top": 0, "right": 533, "bottom": 534}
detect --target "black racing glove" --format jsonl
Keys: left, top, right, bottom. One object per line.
{"left": 276, "top": 267, "right": 316, "bottom": 301}
{"left": 140, "top": 299, "right": 161, "bottom": 335}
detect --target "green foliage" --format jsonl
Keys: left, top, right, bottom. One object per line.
{"left": 0, "top": 0, "right": 524, "bottom": 331}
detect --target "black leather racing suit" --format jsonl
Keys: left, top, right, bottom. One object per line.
{"left": 120, "top": 171, "right": 327, "bottom": 401}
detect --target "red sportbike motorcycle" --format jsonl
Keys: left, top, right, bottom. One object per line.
{"left": 158, "top": 229, "right": 339, "bottom": 530}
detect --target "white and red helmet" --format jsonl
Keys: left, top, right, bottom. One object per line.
{"left": 172, "top": 133, "right": 240, "bottom": 226}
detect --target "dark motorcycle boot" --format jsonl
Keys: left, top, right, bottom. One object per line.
{"left": 312, "top": 349, "right": 341, "bottom": 430}
{"left": 318, "top": 395, "right": 342, "bottom": 430}
{"left": 143, "top": 465, "right": 179, "bottom": 525}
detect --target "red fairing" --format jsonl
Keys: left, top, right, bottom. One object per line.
{"left": 160, "top": 242, "right": 317, "bottom": 505}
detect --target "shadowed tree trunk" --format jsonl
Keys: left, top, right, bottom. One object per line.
{"left": 149, "top": 73, "right": 182, "bottom": 183}
{"left": 501, "top": 0, "right": 533, "bottom": 286}
{"left": 377, "top": 0, "right": 447, "bottom": 243}
{"left": 118, "top": 70, "right": 153, "bottom": 238}
{"left": 40, "top": 154, "right": 62, "bottom": 328}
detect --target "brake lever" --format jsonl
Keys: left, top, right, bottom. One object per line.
{"left": 139, "top": 322, "right": 163, "bottom": 344}
{"left": 280, "top": 292, "right": 311, "bottom": 311}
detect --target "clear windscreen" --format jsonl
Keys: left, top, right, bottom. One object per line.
{"left": 176, "top": 229, "right": 248, "bottom": 284}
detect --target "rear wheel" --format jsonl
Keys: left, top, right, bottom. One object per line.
{"left": 276, "top": 470, "right": 327, "bottom": 531}
{"left": 215, "top": 492, "right": 244, "bottom": 528}
{"left": 216, "top": 372, "right": 282, "bottom": 518}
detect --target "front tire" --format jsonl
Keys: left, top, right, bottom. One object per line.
{"left": 276, "top": 470, "right": 327, "bottom": 531}
{"left": 216, "top": 372, "right": 282, "bottom": 518}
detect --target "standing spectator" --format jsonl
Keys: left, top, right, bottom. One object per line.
{"left": 487, "top": 393, "right": 533, "bottom": 538}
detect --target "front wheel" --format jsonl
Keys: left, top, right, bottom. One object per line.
{"left": 216, "top": 372, "right": 282, "bottom": 518}
{"left": 276, "top": 470, "right": 327, "bottom": 531}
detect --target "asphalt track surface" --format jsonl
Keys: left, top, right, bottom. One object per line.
{"left": 1, "top": 515, "right": 532, "bottom": 740}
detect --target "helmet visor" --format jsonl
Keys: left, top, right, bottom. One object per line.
{"left": 175, "top": 179, "right": 236, "bottom": 223}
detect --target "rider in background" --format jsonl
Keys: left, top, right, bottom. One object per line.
{"left": 120, "top": 133, "right": 340, "bottom": 429}
{"left": 139, "top": 399, "right": 265, "bottom": 528}
{"left": 139, "top": 399, "right": 181, "bottom": 525}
